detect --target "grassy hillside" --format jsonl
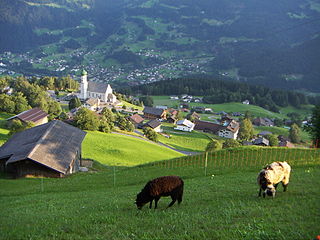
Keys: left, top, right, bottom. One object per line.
{"left": 82, "top": 131, "right": 183, "bottom": 166}
{"left": 0, "top": 158, "right": 319, "bottom": 239}
{"left": 152, "top": 96, "right": 313, "bottom": 119}
{"left": 0, "top": 112, "right": 12, "bottom": 146}
{"left": 159, "top": 126, "right": 213, "bottom": 152}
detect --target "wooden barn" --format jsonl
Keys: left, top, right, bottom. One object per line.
{"left": 143, "top": 107, "right": 166, "bottom": 120}
{"left": 7, "top": 107, "right": 48, "bottom": 126}
{"left": 0, "top": 120, "right": 86, "bottom": 178}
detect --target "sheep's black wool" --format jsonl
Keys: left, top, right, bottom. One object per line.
{"left": 135, "top": 176, "right": 184, "bottom": 209}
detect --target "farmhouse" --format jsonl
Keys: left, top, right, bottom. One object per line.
{"left": 174, "top": 119, "right": 195, "bottom": 132}
{"left": 144, "top": 119, "right": 162, "bottom": 132}
{"left": 84, "top": 98, "right": 101, "bottom": 111}
{"left": 253, "top": 117, "right": 274, "bottom": 127}
{"left": 79, "top": 69, "right": 117, "bottom": 104}
{"left": 0, "top": 120, "right": 86, "bottom": 178}
{"left": 143, "top": 107, "right": 166, "bottom": 120}
{"left": 7, "top": 108, "right": 48, "bottom": 126}
{"left": 195, "top": 120, "right": 240, "bottom": 139}
{"left": 128, "top": 114, "right": 144, "bottom": 128}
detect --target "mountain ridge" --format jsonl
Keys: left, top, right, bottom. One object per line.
{"left": 0, "top": 0, "right": 320, "bottom": 92}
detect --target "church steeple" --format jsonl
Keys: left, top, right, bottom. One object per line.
{"left": 80, "top": 69, "right": 88, "bottom": 99}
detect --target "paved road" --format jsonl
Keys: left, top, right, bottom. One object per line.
{"left": 112, "top": 131, "right": 198, "bottom": 155}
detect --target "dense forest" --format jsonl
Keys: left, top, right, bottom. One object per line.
{"left": 124, "top": 77, "right": 320, "bottom": 112}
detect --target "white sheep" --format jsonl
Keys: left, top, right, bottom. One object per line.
{"left": 257, "top": 161, "right": 291, "bottom": 198}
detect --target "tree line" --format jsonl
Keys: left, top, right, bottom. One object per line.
{"left": 123, "top": 77, "right": 320, "bottom": 112}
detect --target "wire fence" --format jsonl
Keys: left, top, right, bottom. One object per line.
{"left": 145, "top": 147, "right": 320, "bottom": 171}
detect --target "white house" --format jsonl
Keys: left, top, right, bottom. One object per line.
{"left": 79, "top": 70, "right": 117, "bottom": 103}
{"left": 174, "top": 119, "right": 195, "bottom": 132}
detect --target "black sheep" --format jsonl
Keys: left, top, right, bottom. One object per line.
{"left": 135, "top": 176, "right": 184, "bottom": 209}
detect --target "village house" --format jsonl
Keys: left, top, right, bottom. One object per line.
{"left": 143, "top": 107, "right": 166, "bottom": 120}
{"left": 253, "top": 137, "right": 270, "bottom": 146}
{"left": 7, "top": 108, "right": 48, "bottom": 126}
{"left": 195, "top": 120, "right": 240, "bottom": 139}
{"left": 79, "top": 69, "right": 117, "bottom": 104}
{"left": 174, "top": 119, "right": 195, "bottom": 132}
{"left": 84, "top": 98, "right": 101, "bottom": 111}
{"left": 187, "top": 111, "right": 201, "bottom": 121}
{"left": 253, "top": 117, "right": 274, "bottom": 127}
{"left": 128, "top": 114, "right": 144, "bottom": 128}
{"left": 144, "top": 119, "right": 162, "bottom": 133}
{"left": 242, "top": 100, "right": 250, "bottom": 105}
{"left": 0, "top": 120, "right": 86, "bottom": 178}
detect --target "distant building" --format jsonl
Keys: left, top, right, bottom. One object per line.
{"left": 7, "top": 108, "right": 48, "bottom": 126}
{"left": 242, "top": 100, "right": 250, "bottom": 105}
{"left": 253, "top": 117, "right": 274, "bottom": 127}
{"left": 143, "top": 107, "right": 166, "bottom": 120}
{"left": 128, "top": 114, "right": 144, "bottom": 128}
{"left": 144, "top": 119, "right": 162, "bottom": 132}
{"left": 84, "top": 98, "right": 101, "bottom": 111}
{"left": 79, "top": 69, "right": 117, "bottom": 103}
{"left": 253, "top": 137, "right": 270, "bottom": 146}
{"left": 174, "top": 119, "right": 195, "bottom": 132}
{"left": 195, "top": 120, "right": 240, "bottom": 139}
{"left": 0, "top": 120, "right": 86, "bottom": 178}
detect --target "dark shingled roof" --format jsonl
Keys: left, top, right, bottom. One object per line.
{"left": 194, "top": 120, "right": 224, "bottom": 133}
{"left": 145, "top": 119, "right": 161, "bottom": 129}
{"left": 143, "top": 107, "right": 165, "bottom": 117}
{"left": 129, "top": 114, "right": 144, "bottom": 124}
{"left": 88, "top": 81, "right": 109, "bottom": 93}
{"left": 0, "top": 120, "right": 86, "bottom": 174}
{"left": 8, "top": 108, "right": 48, "bottom": 123}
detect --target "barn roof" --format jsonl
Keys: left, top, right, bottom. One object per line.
{"left": 145, "top": 119, "right": 161, "bottom": 129}
{"left": 143, "top": 107, "right": 165, "bottom": 116}
{"left": 129, "top": 114, "right": 144, "bottom": 124}
{"left": 0, "top": 120, "right": 86, "bottom": 174}
{"left": 7, "top": 108, "right": 48, "bottom": 123}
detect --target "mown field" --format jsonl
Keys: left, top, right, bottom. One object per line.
{"left": 0, "top": 156, "right": 319, "bottom": 240}
{"left": 82, "top": 131, "right": 183, "bottom": 166}
{"left": 158, "top": 125, "right": 213, "bottom": 152}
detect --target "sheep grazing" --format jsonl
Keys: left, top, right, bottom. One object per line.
{"left": 135, "top": 176, "right": 184, "bottom": 210}
{"left": 257, "top": 161, "right": 291, "bottom": 198}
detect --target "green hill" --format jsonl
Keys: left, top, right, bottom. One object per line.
{"left": 82, "top": 131, "right": 183, "bottom": 166}
{"left": 0, "top": 148, "right": 319, "bottom": 239}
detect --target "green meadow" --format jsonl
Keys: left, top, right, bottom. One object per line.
{"left": 0, "top": 112, "right": 12, "bottom": 146}
{"left": 82, "top": 131, "right": 183, "bottom": 166}
{"left": 0, "top": 156, "right": 319, "bottom": 240}
{"left": 159, "top": 126, "right": 213, "bottom": 152}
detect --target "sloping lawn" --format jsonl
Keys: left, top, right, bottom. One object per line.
{"left": 159, "top": 126, "right": 212, "bottom": 152}
{"left": 0, "top": 112, "right": 12, "bottom": 146}
{"left": 82, "top": 131, "right": 183, "bottom": 166}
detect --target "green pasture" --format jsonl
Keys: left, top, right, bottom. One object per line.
{"left": 151, "top": 96, "right": 314, "bottom": 120}
{"left": 82, "top": 131, "right": 183, "bottom": 166}
{"left": 0, "top": 151, "right": 319, "bottom": 239}
{"left": 0, "top": 112, "right": 12, "bottom": 146}
{"left": 254, "top": 126, "right": 311, "bottom": 143}
{"left": 159, "top": 126, "right": 212, "bottom": 152}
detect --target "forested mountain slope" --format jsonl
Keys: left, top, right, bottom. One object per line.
{"left": 1, "top": 0, "right": 319, "bottom": 92}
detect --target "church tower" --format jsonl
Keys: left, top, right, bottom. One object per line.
{"left": 80, "top": 69, "right": 88, "bottom": 99}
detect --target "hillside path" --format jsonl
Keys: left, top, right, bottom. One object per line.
{"left": 111, "top": 131, "right": 198, "bottom": 155}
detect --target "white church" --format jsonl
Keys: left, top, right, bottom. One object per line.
{"left": 79, "top": 69, "right": 117, "bottom": 104}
